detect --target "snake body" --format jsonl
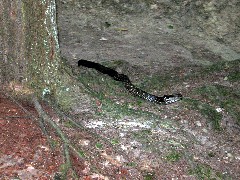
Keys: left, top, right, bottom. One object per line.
{"left": 78, "top": 59, "right": 182, "bottom": 105}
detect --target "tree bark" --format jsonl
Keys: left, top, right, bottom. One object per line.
{"left": 0, "top": 0, "right": 61, "bottom": 96}
{"left": 0, "top": 2, "right": 82, "bottom": 177}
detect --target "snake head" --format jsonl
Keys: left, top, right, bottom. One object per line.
{"left": 163, "top": 93, "right": 182, "bottom": 104}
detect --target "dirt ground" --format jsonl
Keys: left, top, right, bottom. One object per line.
{"left": 0, "top": 93, "right": 63, "bottom": 179}
{"left": 1, "top": 1, "right": 240, "bottom": 179}
{"left": 56, "top": 1, "right": 240, "bottom": 179}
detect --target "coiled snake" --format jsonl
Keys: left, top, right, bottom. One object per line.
{"left": 78, "top": 59, "right": 182, "bottom": 105}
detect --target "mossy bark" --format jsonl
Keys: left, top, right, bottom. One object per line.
{"left": 0, "top": 0, "right": 62, "bottom": 97}
{"left": 0, "top": 0, "right": 25, "bottom": 83}
{"left": 23, "top": 0, "right": 61, "bottom": 95}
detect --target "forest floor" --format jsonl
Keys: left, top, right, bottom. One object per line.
{"left": 0, "top": 93, "right": 62, "bottom": 179}
{"left": 58, "top": 1, "right": 240, "bottom": 180}
{"left": 56, "top": 1, "right": 240, "bottom": 179}
{"left": 1, "top": 1, "right": 240, "bottom": 180}
{"left": 0, "top": 91, "right": 149, "bottom": 179}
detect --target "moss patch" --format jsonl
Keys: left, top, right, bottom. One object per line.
{"left": 165, "top": 151, "right": 181, "bottom": 162}
{"left": 183, "top": 98, "right": 222, "bottom": 130}
{"left": 188, "top": 164, "right": 228, "bottom": 180}
{"left": 196, "top": 85, "right": 240, "bottom": 125}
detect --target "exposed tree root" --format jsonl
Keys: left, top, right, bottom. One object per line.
{"left": 1, "top": 90, "right": 91, "bottom": 178}
{"left": 1, "top": 89, "right": 137, "bottom": 179}
{"left": 32, "top": 96, "right": 80, "bottom": 178}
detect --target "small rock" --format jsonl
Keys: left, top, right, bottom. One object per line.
{"left": 216, "top": 107, "right": 223, "bottom": 112}
{"left": 100, "top": 37, "right": 107, "bottom": 41}
{"left": 196, "top": 121, "right": 202, "bottom": 126}
{"left": 150, "top": 4, "right": 158, "bottom": 10}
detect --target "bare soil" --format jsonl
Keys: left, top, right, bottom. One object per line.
{"left": 56, "top": 1, "right": 240, "bottom": 179}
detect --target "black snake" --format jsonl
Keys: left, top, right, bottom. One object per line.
{"left": 78, "top": 59, "right": 182, "bottom": 105}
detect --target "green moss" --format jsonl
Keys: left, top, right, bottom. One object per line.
{"left": 140, "top": 73, "right": 173, "bottom": 92}
{"left": 132, "top": 129, "right": 153, "bottom": 144}
{"left": 195, "top": 85, "right": 240, "bottom": 125}
{"left": 77, "top": 150, "right": 86, "bottom": 158}
{"left": 64, "top": 120, "right": 75, "bottom": 128}
{"left": 208, "top": 152, "right": 215, "bottom": 157}
{"left": 166, "top": 151, "right": 181, "bottom": 162}
{"left": 111, "top": 139, "right": 119, "bottom": 145}
{"left": 198, "top": 59, "right": 239, "bottom": 76}
{"left": 184, "top": 98, "right": 222, "bottom": 130}
{"left": 103, "top": 59, "right": 126, "bottom": 67}
{"left": 182, "top": 59, "right": 240, "bottom": 83}
{"left": 126, "top": 162, "right": 137, "bottom": 167}
{"left": 188, "top": 164, "right": 228, "bottom": 180}
{"left": 77, "top": 63, "right": 165, "bottom": 119}
{"left": 95, "top": 142, "right": 103, "bottom": 149}
{"left": 55, "top": 85, "right": 77, "bottom": 112}
{"left": 135, "top": 129, "right": 152, "bottom": 136}
{"left": 227, "top": 70, "right": 240, "bottom": 82}
{"left": 168, "top": 140, "right": 185, "bottom": 148}
{"left": 58, "top": 163, "right": 70, "bottom": 179}
{"left": 132, "top": 130, "right": 153, "bottom": 148}
{"left": 143, "top": 172, "right": 155, "bottom": 180}
{"left": 167, "top": 24, "right": 174, "bottom": 29}
{"left": 50, "top": 139, "right": 60, "bottom": 148}
{"left": 54, "top": 172, "right": 65, "bottom": 180}
{"left": 200, "top": 104, "right": 222, "bottom": 130}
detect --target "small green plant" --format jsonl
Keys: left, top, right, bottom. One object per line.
{"left": 64, "top": 120, "right": 75, "bottom": 128}
{"left": 189, "top": 164, "right": 211, "bottom": 179}
{"left": 50, "top": 139, "right": 59, "bottom": 148}
{"left": 95, "top": 143, "right": 103, "bottom": 149}
{"left": 188, "top": 164, "right": 225, "bottom": 179}
{"left": 77, "top": 150, "right": 85, "bottom": 158}
{"left": 58, "top": 163, "right": 70, "bottom": 179}
{"left": 111, "top": 139, "right": 119, "bottom": 145}
{"left": 126, "top": 162, "right": 137, "bottom": 167}
{"left": 166, "top": 151, "right": 181, "bottom": 162}
{"left": 143, "top": 172, "right": 155, "bottom": 180}
{"left": 207, "top": 152, "right": 215, "bottom": 157}
{"left": 167, "top": 24, "right": 174, "bottom": 29}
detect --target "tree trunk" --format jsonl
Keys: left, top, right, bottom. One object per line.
{"left": 0, "top": 0, "right": 61, "bottom": 96}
